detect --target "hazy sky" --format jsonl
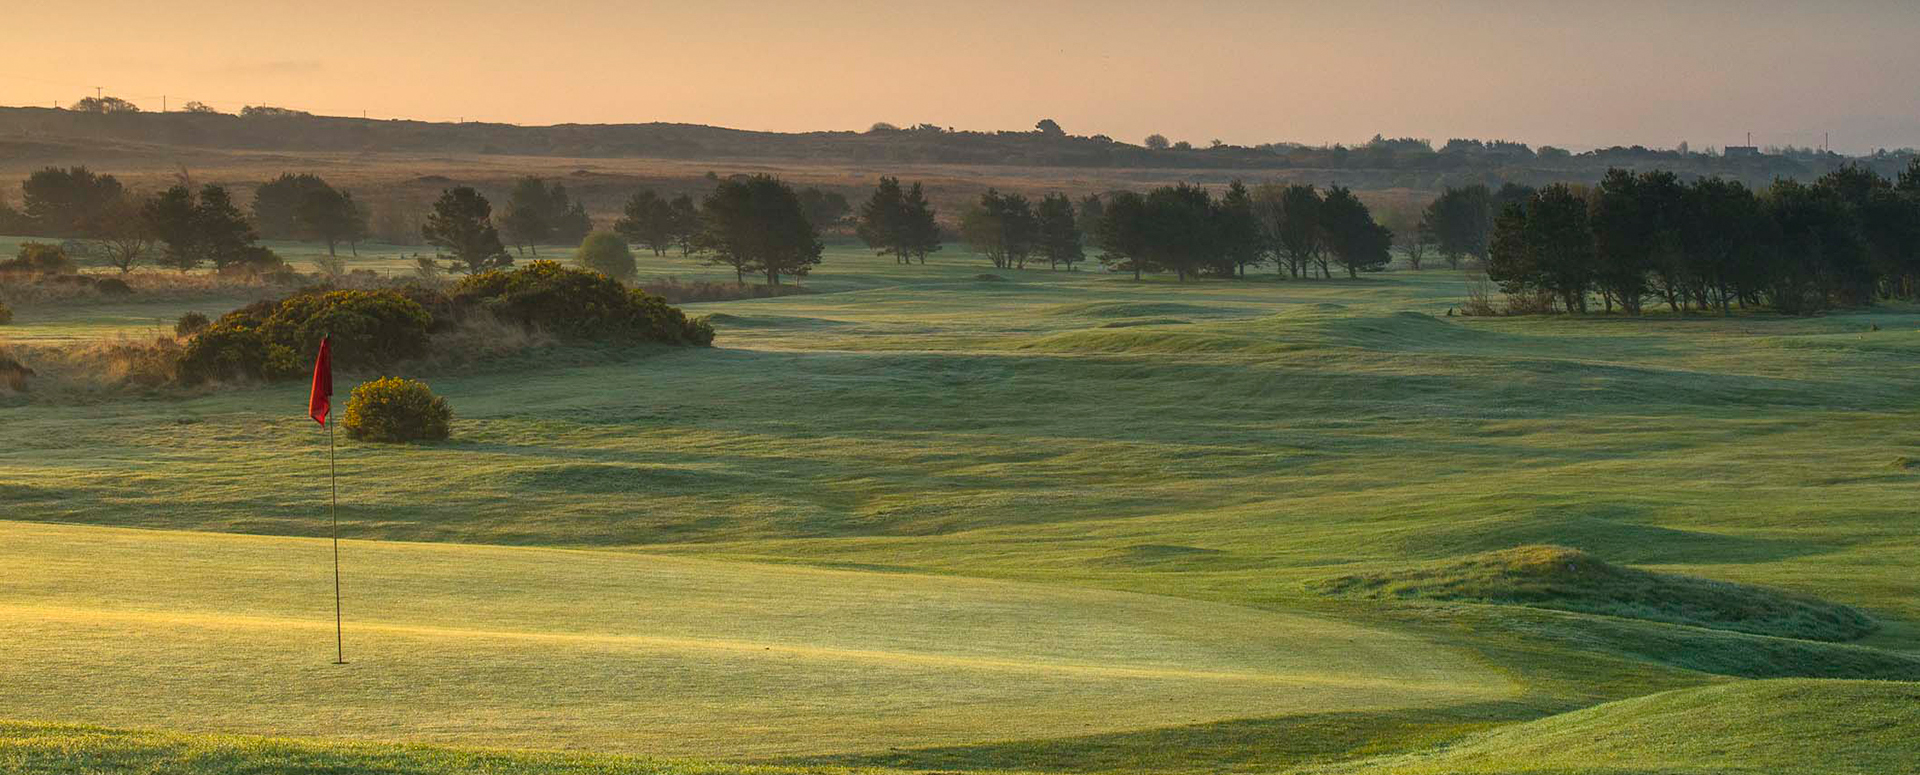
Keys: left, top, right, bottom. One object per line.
{"left": 6, "top": 0, "right": 1920, "bottom": 153}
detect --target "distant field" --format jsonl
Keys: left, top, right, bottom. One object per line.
{"left": 3, "top": 241, "right": 1918, "bottom": 773}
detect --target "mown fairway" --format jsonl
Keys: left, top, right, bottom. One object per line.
{"left": 3, "top": 243, "right": 1919, "bottom": 773}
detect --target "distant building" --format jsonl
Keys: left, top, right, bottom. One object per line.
{"left": 1724, "top": 146, "right": 1762, "bottom": 158}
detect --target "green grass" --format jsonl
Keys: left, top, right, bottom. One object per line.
{"left": 3, "top": 242, "right": 1920, "bottom": 772}
{"left": 1310, "top": 545, "right": 1878, "bottom": 641}
{"left": 0, "top": 722, "right": 865, "bottom": 775}
{"left": 1307, "top": 679, "right": 1920, "bottom": 774}
{"left": 0, "top": 520, "right": 1512, "bottom": 760}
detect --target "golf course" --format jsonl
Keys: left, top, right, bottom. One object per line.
{"left": 3, "top": 242, "right": 1919, "bottom": 774}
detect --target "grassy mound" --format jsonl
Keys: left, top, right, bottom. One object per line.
{"left": 1312, "top": 545, "right": 1875, "bottom": 642}
{"left": 0, "top": 722, "right": 847, "bottom": 775}
{"left": 1317, "top": 679, "right": 1920, "bottom": 775}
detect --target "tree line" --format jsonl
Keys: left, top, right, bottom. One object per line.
{"left": 1477, "top": 162, "right": 1920, "bottom": 315}
{"left": 949, "top": 181, "right": 1393, "bottom": 281}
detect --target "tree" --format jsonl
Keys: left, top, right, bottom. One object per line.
{"left": 1215, "top": 180, "right": 1264, "bottom": 277}
{"left": 91, "top": 195, "right": 156, "bottom": 273}
{"left": 1421, "top": 185, "right": 1494, "bottom": 268}
{"left": 141, "top": 184, "right": 261, "bottom": 272}
{"left": 1257, "top": 184, "right": 1323, "bottom": 278}
{"left": 71, "top": 96, "right": 140, "bottom": 113}
{"left": 1035, "top": 118, "right": 1065, "bottom": 137}
{"left": 1400, "top": 217, "right": 1432, "bottom": 270}
{"left": 900, "top": 182, "right": 942, "bottom": 264}
{"left": 614, "top": 190, "right": 677, "bottom": 256}
{"left": 856, "top": 177, "right": 909, "bottom": 263}
{"left": 1678, "top": 177, "right": 1764, "bottom": 315}
{"left": 855, "top": 178, "right": 941, "bottom": 265}
{"left": 1495, "top": 184, "right": 1594, "bottom": 313}
{"left": 1319, "top": 186, "right": 1393, "bottom": 277}
{"left": 195, "top": 185, "right": 259, "bottom": 269}
{"left": 1095, "top": 191, "right": 1151, "bottom": 279}
{"left": 295, "top": 186, "right": 366, "bottom": 257}
{"left": 252, "top": 174, "right": 335, "bottom": 239}
{"left": 575, "top": 231, "right": 637, "bottom": 281}
{"left": 797, "top": 188, "right": 852, "bottom": 232}
{"left": 697, "top": 175, "right": 822, "bottom": 285}
{"left": 1144, "top": 134, "right": 1170, "bottom": 151}
{"left": 960, "top": 189, "right": 1037, "bottom": 269}
{"left": 1034, "top": 193, "right": 1083, "bottom": 270}
{"left": 181, "top": 101, "right": 221, "bottom": 114}
{"left": 422, "top": 187, "right": 511, "bottom": 274}
{"left": 501, "top": 176, "right": 556, "bottom": 255}
{"left": 669, "top": 194, "right": 701, "bottom": 257}
{"left": 144, "top": 185, "right": 203, "bottom": 271}
{"left": 1141, "top": 184, "right": 1217, "bottom": 281}
{"left": 21, "top": 166, "right": 125, "bottom": 236}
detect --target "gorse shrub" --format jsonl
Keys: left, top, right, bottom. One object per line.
{"left": 343, "top": 377, "right": 451, "bottom": 443}
{"left": 453, "top": 260, "right": 712, "bottom": 345}
{"left": 174, "top": 312, "right": 211, "bottom": 337}
{"left": 575, "top": 232, "right": 637, "bottom": 281}
{"left": 0, "top": 243, "right": 75, "bottom": 276}
{"left": 257, "top": 290, "right": 433, "bottom": 369}
{"left": 179, "top": 290, "right": 432, "bottom": 384}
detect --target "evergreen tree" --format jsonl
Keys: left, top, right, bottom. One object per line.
{"left": 422, "top": 187, "right": 511, "bottom": 274}
{"left": 697, "top": 175, "right": 822, "bottom": 285}
{"left": 1034, "top": 193, "right": 1083, "bottom": 270}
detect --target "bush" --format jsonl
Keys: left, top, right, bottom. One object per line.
{"left": 342, "top": 377, "right": 451, "bottom": 443}
{"left": 452, "top": 260, "right": 710, "bottom": 344}
{"left": 0, "top": 243, "right": 75, "bottom": 276}
{"left": 94, "top": 277, "right": 133, "bottom": 297}
{"left": 178, "top": 289, "right": 432, "bottom": 384}
{"left": 0, "top": 301, "right": 11, "bottom": 325}
{"left": 178, "top": 321, "right": 289, "bottom": 384}
{"left": 174, "top": 311, "right": 211, "bottom": 337}
{"left": 575, "top": 231, "right": 637, "bottom": 280}
{"left": 0, "top": 351, "right": 32, "bottom": 391}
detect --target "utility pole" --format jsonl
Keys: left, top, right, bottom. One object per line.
{"left": 94, "top": 86, "right": 103, "bottom": 100}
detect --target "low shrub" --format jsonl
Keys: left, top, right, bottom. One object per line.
{"left": 575, "top": 232, "right": 637, "bottom": 281}
{"left": 174, "top": 312, "right": 211, "bottom": 337}
{"left": 342, "top": 377, "right": 451, "bottom": 443}
{"left": 0, "top": 243, "right": 75, "bottom": 276}
{"left": 0, "top": 301, "right": 11, "bottom": 325}
{"left": 453, "top": 260, "right": 711, "bottom": 345}
{"left": 94, "top": 277, "right": 133, "bottom": 297}
{"left": 0, "top": 351, "right": 32, "bottom": 391}
{"left": 179, "top": 289, "right": 432, "bottom": 384}
{"left": 178, "top": 321, "right": 288, "bottom": 384}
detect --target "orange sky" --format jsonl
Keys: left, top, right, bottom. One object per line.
{"left": 5, "top": 0, "right": 1919, "bottom": 153}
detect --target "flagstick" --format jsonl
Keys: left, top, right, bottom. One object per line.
{"left": 330, "top": 413, "right": 345, "bottom": 665}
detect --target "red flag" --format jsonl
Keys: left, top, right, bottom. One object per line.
{"left": 308, "top": 336, "right": 333, "bottom": 426}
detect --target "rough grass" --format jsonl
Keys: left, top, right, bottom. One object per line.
{"left": 1311, "top": 545, "right": 1878, "bottom": 642}
{"left": 1308, "top": 679, "right": 1920, "bottom": 775}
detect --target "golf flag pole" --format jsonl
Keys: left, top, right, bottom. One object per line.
{"left": 308, "top": 335, "right": 343, "bottom": 664}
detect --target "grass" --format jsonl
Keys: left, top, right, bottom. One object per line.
{"left": 3, "top": 240, "right": 1919, "bottom": 772}
{"left": 1310, "top": 545, "right": 1879, "bottom": 641}
{"left": 1307, "top": 679, "right": 1920, "bottom": 774}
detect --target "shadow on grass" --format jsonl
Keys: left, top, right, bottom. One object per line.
{"left": 770, "top": 699, "right": 1544, "bottom": 774}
